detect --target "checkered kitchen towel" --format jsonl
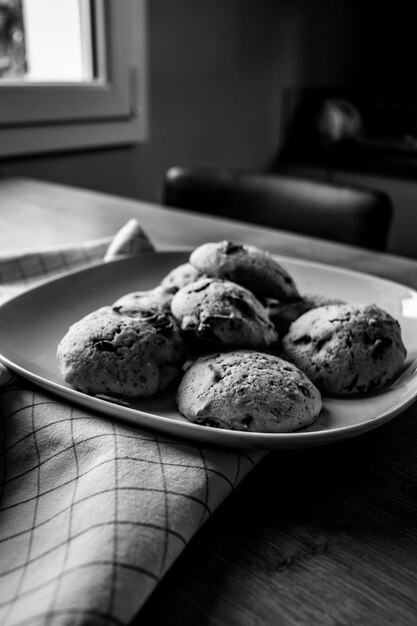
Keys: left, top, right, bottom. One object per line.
{"left": 0, "top": 220, "right": 265, "bottom": 626}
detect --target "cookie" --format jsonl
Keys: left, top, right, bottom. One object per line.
{"left": 267, "top": 293, "right": 345, "bottom": 337}
{"left": 176, "top": 350, "right": 322, "bottom": 433}
{"left": 112, "top": 285, "right": 174, "bottom": 315}
{"left": 189, "top": 240, "right": 300, "bottom": 301}
{"left": 57, "top": 305, "right": 186, "bottom": 398}
{"left": 160, "top": 262, "right": 203, "bottom": 292}
{"left": 282, "top": 303, "right": 407, "bottom": 395}
{"left": 170, "top": 276, "right": 278, "bottom": 349}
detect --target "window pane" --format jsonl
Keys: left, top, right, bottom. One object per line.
{"left": 0, "top": 0, "right": 26, "bottom": 79}
{"left": 21, "top": 0, "right": 94, "bottom": 82}
{"left": 0, "top": 0, "right": 95, "bottom": 83}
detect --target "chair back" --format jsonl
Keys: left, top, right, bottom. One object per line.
{"left": 162, "top": 167, "right": 393, "bottom": 251}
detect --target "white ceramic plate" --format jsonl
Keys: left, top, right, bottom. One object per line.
{"left": 1, "top": 251, "right": 417, "bottom": 450}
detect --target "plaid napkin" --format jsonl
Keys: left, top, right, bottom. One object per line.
{"left": 0, "top": 220, "right": 265, "bottom": 626}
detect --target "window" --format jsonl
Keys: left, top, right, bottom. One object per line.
{"left": 0, "top": 0, "right": 147, "bottom": 157}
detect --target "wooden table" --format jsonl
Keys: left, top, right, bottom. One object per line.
{"left": 2, "top": 177, "right": 417, "bottom": 625}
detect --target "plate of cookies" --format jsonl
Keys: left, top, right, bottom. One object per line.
{"left": 1, "top": 240, "right": 417, "bottom": 450}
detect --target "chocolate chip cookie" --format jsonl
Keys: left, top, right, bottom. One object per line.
{"left": 170, "top": 276, "right": 278, "bottom": 349}
{"left": 189, "top": 240, "right": 300, "bottom": 301}
{"left": 176, "top": 350, "right": 322, "bottom": 432}
{"left": 282, "top": 303, "right": 407, "bottom": 395}
{"left": 57, "top": 305, "right": 186, "bottom": 398}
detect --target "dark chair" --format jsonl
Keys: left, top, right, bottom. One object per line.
{"left": 162, "top": 167, "right": 393, "bottom": 251}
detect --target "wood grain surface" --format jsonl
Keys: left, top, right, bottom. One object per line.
{"left": 1, "top": 177, "right": 417, "bottom": 625}
{"left": 138, "top": 412, "right": 417, "bottom": 625}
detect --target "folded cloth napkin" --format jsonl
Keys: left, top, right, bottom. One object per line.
{"left": 0, "top": 221, "right": 265, "bottom": 626}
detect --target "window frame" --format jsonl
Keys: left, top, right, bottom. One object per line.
{"left": 0, "top": 0, "right": 147, "bottom": 157}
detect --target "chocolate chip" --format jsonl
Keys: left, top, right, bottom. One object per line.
{"left": 191, "top": 281, "right": 212, "bottom": 293}
{"left": 293, "top": 334, "right": 312, "bottom": 345}
{"left": 346, "top": 374, "right": 359, "bottom": 392}
{"left": 298, "top": 384, "right": 311, "bottom": 397}
{"left": 363, "top": 333, "right": 374, "bottom": 345}
{"left": 316, "top": 337, "right": 330, "bottom": 350}
{"left": 221, "top": 241, "right": 243, "bottom": 255}
{"left": 228, "top": 296, "right": 256, "bottom": 319}
{"left": 198, "top": 324, "right": 220, "bottom": 343}
{"left": 94, "top": 340, "right": 115, "bottom": 352}
{"left": 241, "top": 415, "right": 253, "bottom": 427}
{"left": 208, "top": 366, "right": 222, "bottom": 382}
{"left": 198, "top": 417, "right": 221, "bottom": 428}
{"left": 152, "top": 314, "right": 175, "bottom": 337}
{"left": 139, "top": 308, "right": 159, "bottom": 319}
{"left": 371, "top": 336, "right": 393, "bottom": 359}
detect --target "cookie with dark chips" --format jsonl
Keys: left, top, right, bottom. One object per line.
{"left": 176, "top": 350, "right": 322, "bottom": 432}
{"left": 170, "top": 276, "right": 278, "bottom": 349}
{"left": 282, "top": 303, "right": 407, "bottom": 395}
{"left": 189, "top": 240, "right": 300, "bottom": 301}
{"left": 57, "top": 305, "right": 186, "bottom": 398}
